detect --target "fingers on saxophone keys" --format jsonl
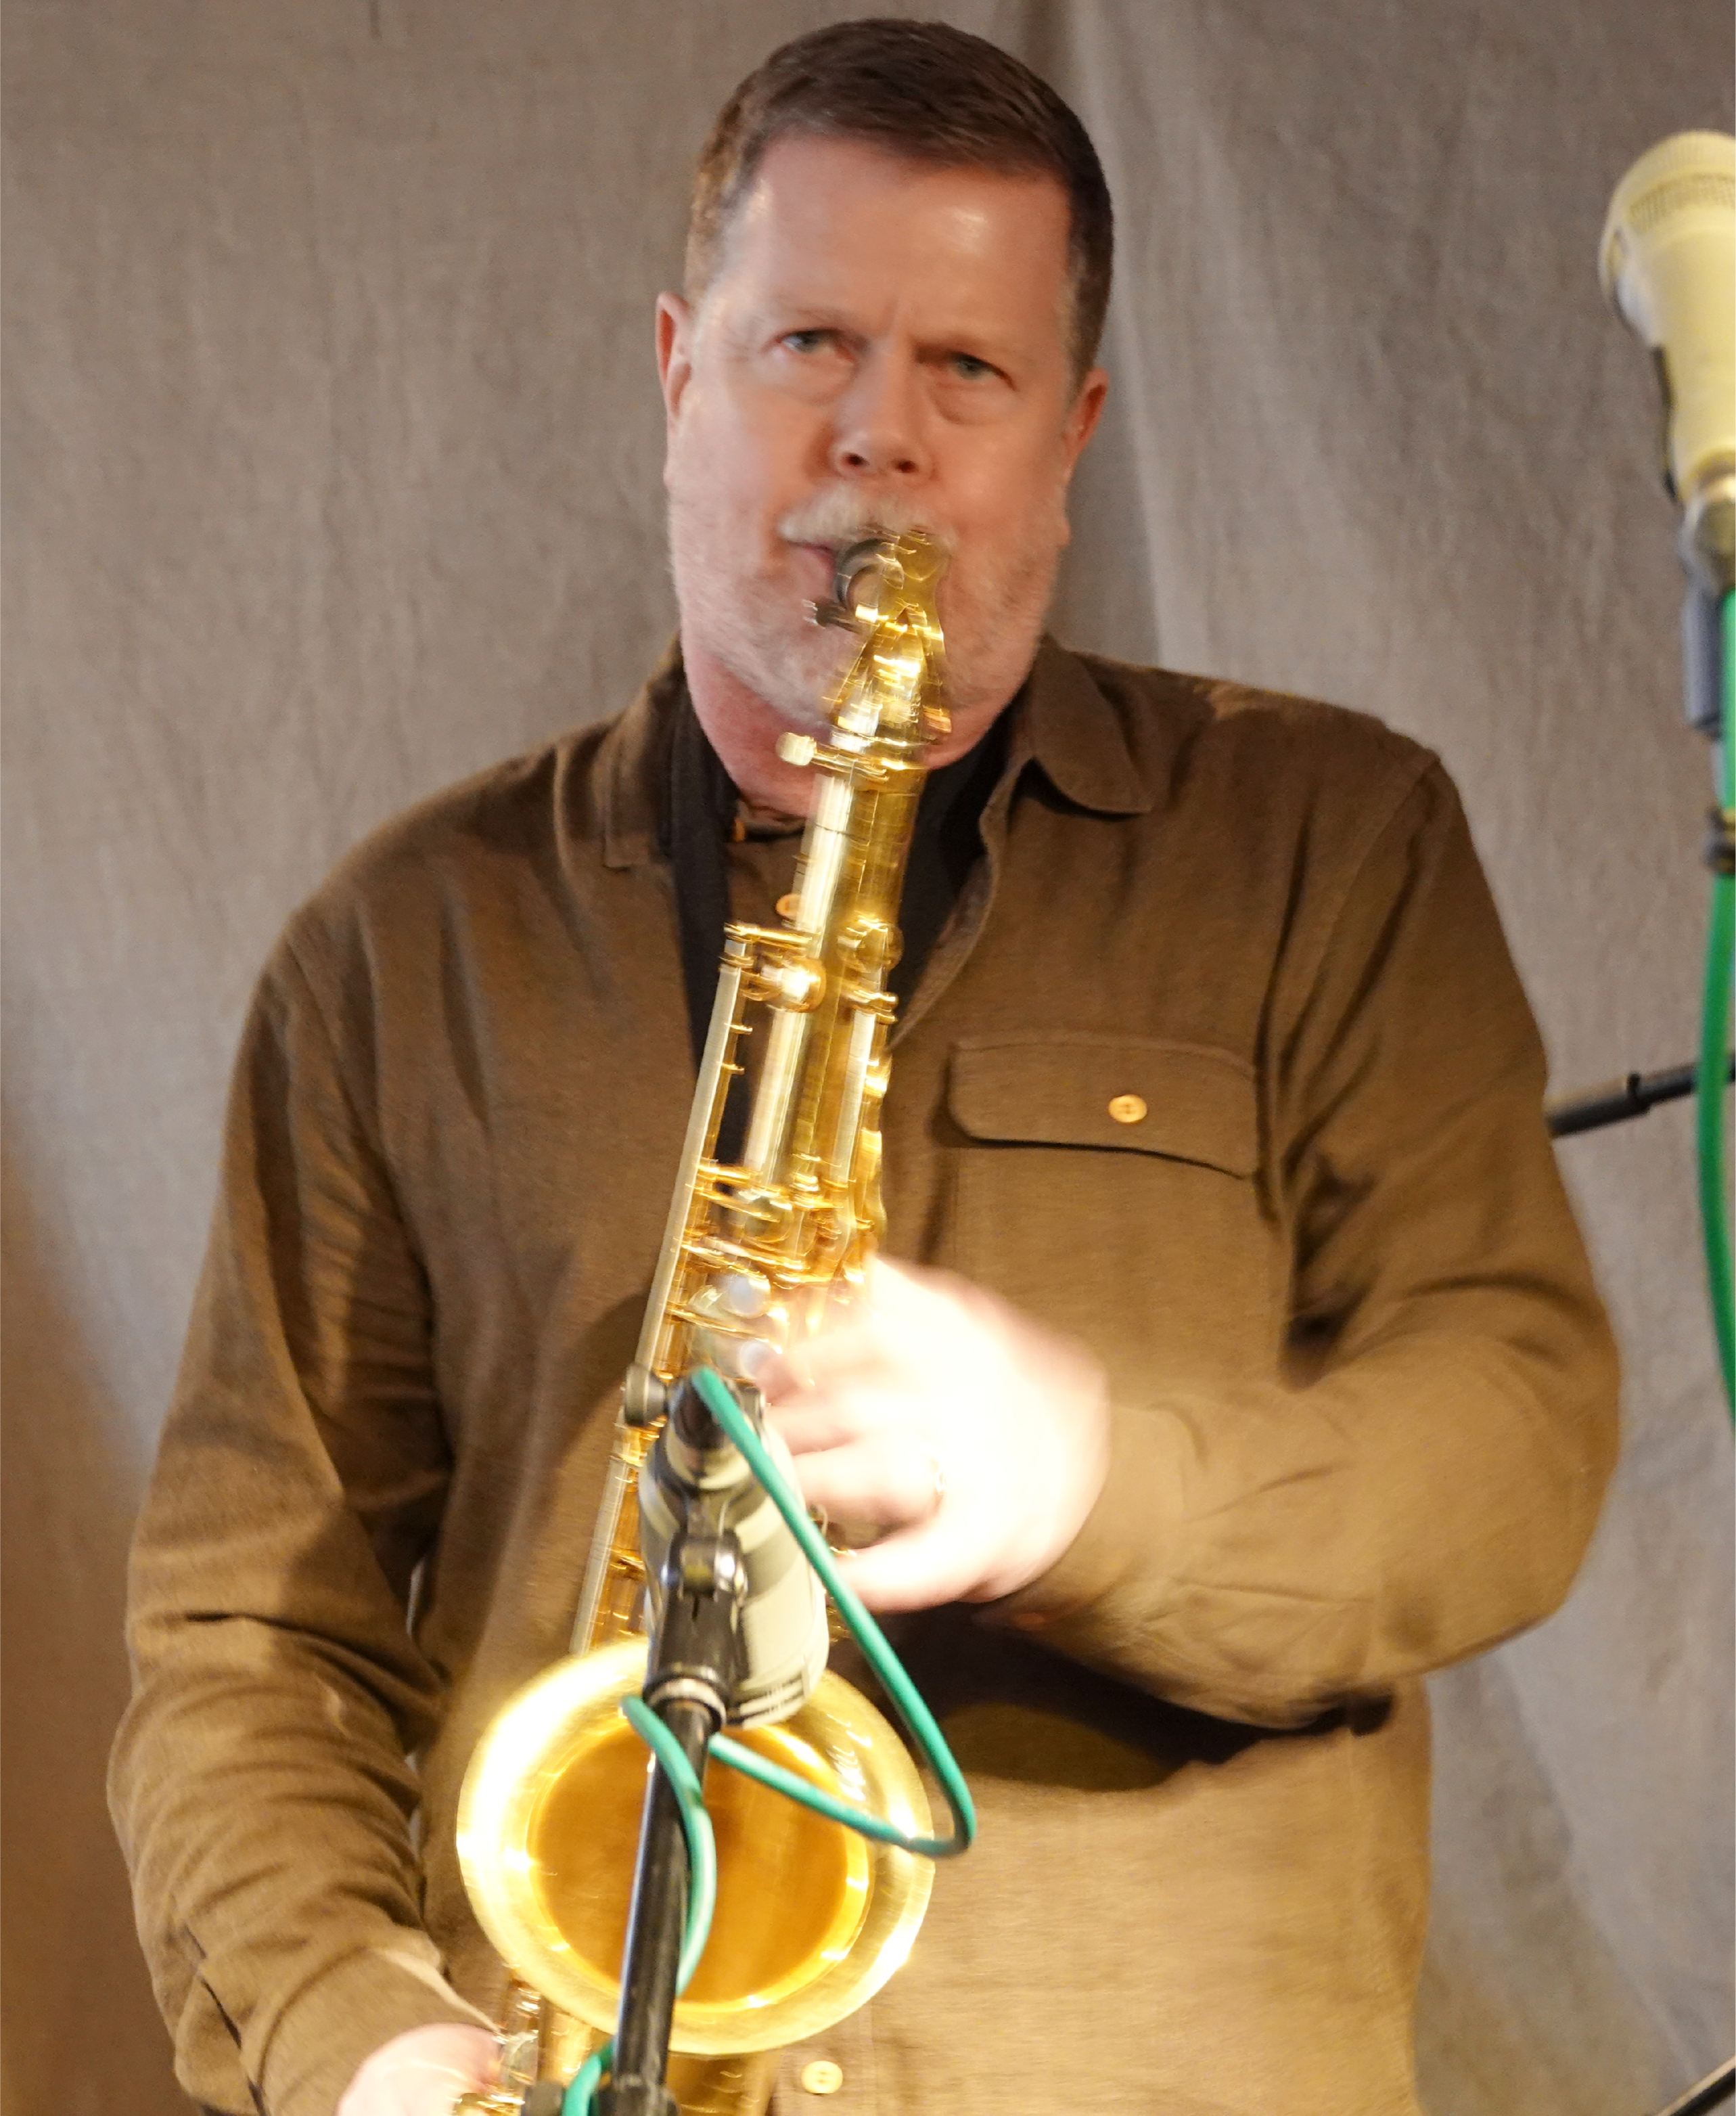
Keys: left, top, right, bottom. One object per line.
{"left": 766, "top": 1311, "right": 900, "bottom": 1399}
{"left": 781, "top": 1433, "right": 948, "bottom": 1533}
{"left": 833, "top": 1517, "right": 969, "bottom": 1613}
{"left": 765, "top": 1400, "right": 863, "bottom": 1454}
{"left": 764, "top": 1376, "right": 905, "bottom": 1451}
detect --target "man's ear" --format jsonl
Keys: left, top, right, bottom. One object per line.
{"left": 1055, "top": 368, "right": 1110, "bottom": 551}
{"left": 1061, "top": 367, "right": 1110, "bottom": 476}
{"left": 656, "top": 293, "right": 695, "bottom": 431}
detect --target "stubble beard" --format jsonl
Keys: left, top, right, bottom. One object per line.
{"left": 667, "top": 477, "right": 1068, "bottom": 733}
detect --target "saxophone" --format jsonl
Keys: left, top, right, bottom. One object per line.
{"left": 457, "top": 533, "right": 951, "bottom": 2114}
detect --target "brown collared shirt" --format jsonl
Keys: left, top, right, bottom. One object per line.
{"left": 111, "top": 641, "right": 1618, "bottom": 2116}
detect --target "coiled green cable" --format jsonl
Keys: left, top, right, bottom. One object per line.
{"left": 1701, "top": 589, "right": 1735, "bottom": 1416}
{"left": 694, "top": 1364, "right": 976, "bottom": 1860}
{"left": 565, "top": 1362, "right": 976, "bottom": 2112}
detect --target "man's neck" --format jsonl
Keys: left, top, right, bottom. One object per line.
{"left": 681, "top": 634, "right": 1018, "bottom": 815}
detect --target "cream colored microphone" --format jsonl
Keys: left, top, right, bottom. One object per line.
{"left": 1601, "top": 131, "right": 1736, "bottom": 589}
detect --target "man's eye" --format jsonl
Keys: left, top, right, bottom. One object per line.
{"left": 781, "top": 329, "right": 836, "bottom": 355}
{"left": 947, "top": 353, "right": 997, "bottom": 381}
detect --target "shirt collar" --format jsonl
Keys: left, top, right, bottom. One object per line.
{"left": 597, "top": 630, "right": 1157, "bottom": 869}
{"left": 1019, "top": 635, "right": 1155, "bottom": 817}
{"left": 599, "top": 639, "right": 687, "bottom": 870}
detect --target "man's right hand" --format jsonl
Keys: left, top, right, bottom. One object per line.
{"left": 335, "top": 2023, "right": 500, "bottom": 2115}
{"left": 760, "top": 1256, "right": 1112, "bottom": 1610}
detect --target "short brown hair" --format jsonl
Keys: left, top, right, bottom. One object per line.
{"left": 688, "top": 18, "right": 1114, "bottom": 385}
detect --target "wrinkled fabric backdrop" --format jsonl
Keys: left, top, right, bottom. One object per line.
{"left": 3, "top": 4, "right": 1732, "bottom": 2113}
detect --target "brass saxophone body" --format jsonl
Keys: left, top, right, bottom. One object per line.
{"left": 458, "top": 533, "right": 950, "bottom": 2114}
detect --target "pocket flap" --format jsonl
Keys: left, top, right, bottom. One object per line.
{"left": 948, "top": 1034, "right": 1258, "bottom": 1176}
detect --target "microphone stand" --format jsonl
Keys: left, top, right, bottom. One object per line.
{"left": 595, "top": 1377, "right": 746, "bottom": 2116}
{"left": 1548, "top": 1054, "right": 1735, "bottom": 1138}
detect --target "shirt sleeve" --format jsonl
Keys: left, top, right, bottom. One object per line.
{"left": 990, "top": 759, "right": 1621, "bottom": 1728}
{"left": 108, "top": 931, "right": 491, "bottom": 2116}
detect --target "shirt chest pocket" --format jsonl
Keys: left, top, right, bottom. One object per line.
{"left": 942, "top": 1033, "right": 1277, "bottom": 1391}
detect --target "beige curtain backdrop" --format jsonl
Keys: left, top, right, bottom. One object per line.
{"left": 3, "top": 5, "right": 1731, "bottom": 2113}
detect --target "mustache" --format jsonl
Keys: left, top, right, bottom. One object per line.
{"left": 776, "top": 487, "right": 956, "bottom": 556}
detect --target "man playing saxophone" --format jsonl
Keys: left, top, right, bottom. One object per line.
{"left": 112, "top": 20, "right": 1618, "bottom": 2116}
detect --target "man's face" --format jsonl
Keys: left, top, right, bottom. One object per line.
{"left": 658, "top": 133, "right": 1107, "bottom": 735}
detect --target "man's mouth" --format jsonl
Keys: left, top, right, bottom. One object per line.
{"left": 790, "top": 540, "right": 842, "bottom": 591}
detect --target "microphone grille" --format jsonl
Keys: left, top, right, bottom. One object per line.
{"left": 1624, "top": 167, "right": 1734, "bottom": 239}
{"left": 1600, "top": 131, "right": 1735, "bottom": 311}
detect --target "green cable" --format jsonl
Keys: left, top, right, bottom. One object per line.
{"left": 693, "top": 1363, "right": 977, "bottom": 1858}
{"left": 562, "top": 1700, "right": 718, "bottom": 2116}
{"left": 1701, "top": 589, "right": 1735, "bottom": 1416}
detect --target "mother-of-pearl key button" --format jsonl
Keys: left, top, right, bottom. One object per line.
{"left": 1107, "top": 1094, "right": 1147, "bottom": 1125}
{"left": 799, "top": 2058, "right": 844, "bottom": 2094}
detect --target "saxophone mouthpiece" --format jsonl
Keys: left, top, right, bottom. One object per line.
{"left": 810, "top": 533, "right": 925, "bottom": 634}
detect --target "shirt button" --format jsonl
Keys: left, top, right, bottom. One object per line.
{"left": 800, "top": 2058, "right": 845, "bottom": 2095}
{"left": 1107, "top": 1093, "right": 1147, "bottom": 1125}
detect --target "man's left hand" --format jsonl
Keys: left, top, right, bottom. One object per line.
{"left": 759, "top": 1258, "right": 1111, "bottom": 1611}
{"left": 334, "top": 2023, "right": 499, "bottom": 2116}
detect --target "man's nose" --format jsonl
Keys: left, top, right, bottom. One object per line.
{"left": 829, "top": 348, "right": 930, "bottom": 482}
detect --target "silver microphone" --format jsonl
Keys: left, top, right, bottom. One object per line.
{"left": 637, "top": 1378, "right": 829, "bottom": 1730}
{"left": 1600, "top": 131, "right": 1735, "bottom": 589}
